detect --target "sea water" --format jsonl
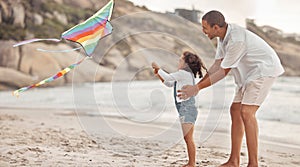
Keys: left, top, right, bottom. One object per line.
{"left": 0, "top": 76, "right": 299, "bottom": 125}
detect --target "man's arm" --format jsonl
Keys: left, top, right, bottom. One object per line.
{"left": 201, "top": 59, "right": 222, "bottom": 81}
{"left": 178, "top": 59, "right": 231, "bottom": 99}
{"left": 197, "top": 66, "right": 231, "bottom": 90}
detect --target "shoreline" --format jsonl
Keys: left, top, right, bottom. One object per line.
{"left": 2, "top": 106, "right": 299, "bottom": 147}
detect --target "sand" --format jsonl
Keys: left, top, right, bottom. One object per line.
{"left": 0, "top": 107, "right": 299, "bottom": 167}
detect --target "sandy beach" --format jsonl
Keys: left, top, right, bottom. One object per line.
{"left": 1, "top": 106, "right": 299, "bottom": 167}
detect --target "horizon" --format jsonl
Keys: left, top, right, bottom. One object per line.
{"left": 127, "top": 0, "right": 300, "bottom": 34}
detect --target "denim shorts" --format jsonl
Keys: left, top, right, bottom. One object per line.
{"left": 175, "top": 97, "right": 198, "bottom": 124}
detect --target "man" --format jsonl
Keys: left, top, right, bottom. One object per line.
{"left": 178, "top": 10, "right": 284, "bottom": 167}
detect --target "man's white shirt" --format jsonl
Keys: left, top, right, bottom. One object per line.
{"left": 215, "top": 24, "right": 285, "bottom": 89}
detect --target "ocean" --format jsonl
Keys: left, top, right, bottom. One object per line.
{"left": 0, "top": 76, "right": 299, "bottom": 125}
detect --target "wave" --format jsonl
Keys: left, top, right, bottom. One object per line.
{"left": 1, "top": 76, "right": 299, "bottom": 124}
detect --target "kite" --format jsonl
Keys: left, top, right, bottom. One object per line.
{"left": 12, "top": 0, "right": 114, "bottom": 96}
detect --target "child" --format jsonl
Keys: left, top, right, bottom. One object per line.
{"left": 152, "top": 51, "right": 207, "bottom": 167}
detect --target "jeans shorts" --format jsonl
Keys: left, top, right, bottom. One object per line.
{"left": 175, "top": 97, "right": 198, "bottom": 124}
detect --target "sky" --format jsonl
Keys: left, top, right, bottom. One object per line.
{"left": 127, "top": 0, "right": 300, "bottom": 34}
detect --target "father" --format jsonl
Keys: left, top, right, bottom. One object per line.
{"left": 178, "top": 10, "right": 284, "bottom": 167}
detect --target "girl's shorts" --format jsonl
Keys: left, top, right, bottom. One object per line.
{"left": 175, "top": 97, "right": 198, "bottom": 124}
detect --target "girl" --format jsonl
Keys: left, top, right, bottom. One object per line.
{"left": 152, "top": 51, "right": 207, "bottom": 167}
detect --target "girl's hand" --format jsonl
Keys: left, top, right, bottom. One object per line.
{"left": 151, "top": 62, "right": 160, "bottom": 74}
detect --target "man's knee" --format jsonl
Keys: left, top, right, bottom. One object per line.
{"left": 241, "top": 105, "right": 259, "bottom": 121}
{"left": 230, "top": 103, "right": 241, "bottom": 116}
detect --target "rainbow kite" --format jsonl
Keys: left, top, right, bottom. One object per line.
{"left": 13, "top": 0, "right": 114, "bottom": 96}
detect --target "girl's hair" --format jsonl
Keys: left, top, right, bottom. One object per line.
{"left": 182, "top": 51, "right": 208, "bottom": 78}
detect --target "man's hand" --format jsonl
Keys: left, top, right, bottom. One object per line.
{"left": 177, "top": 85, "right": 199, "bottom": 100}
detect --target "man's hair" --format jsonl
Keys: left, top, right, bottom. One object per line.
{"left": 202, "top": 10, "right": 227, "bottom": 28}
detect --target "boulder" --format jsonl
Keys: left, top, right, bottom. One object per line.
{"left": 33, "top": 13, "right": 43, "bottom": 25}
{"left": 0, "top": 1, "right": 12, "bottom": 22}
{"left": 0, "top": 40, "right": 20, "bottom": 70}
{"left": 0, "top": 9, "right": 2, "bottom": 23}
{"left": 53, "top": 11, "right": 68, "bottom": 25}
{"left": 0, "top": 67, "right": 35, "bottom": 89}
{"left": 62, "top": 0, "right": 94, "bottom": 9}
{"left": 19, "top": 43, "right": 113, "bottom": 85}
{"left": 12, "top": 2, "right": 25, "bottom": 28}
{"left": 54, "top": 0, "right": 64, "bottom": 4}
{"left": 20, "top": 44, "right": 65, "bottom": 86}
{"left": 0, "top": 41, "right": 114, "bottom": 90}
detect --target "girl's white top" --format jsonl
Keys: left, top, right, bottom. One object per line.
{"left": 158, "top": 69, "right": 194, "bottom": 102}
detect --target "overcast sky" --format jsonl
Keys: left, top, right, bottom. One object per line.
{"left": 127, "top": 0, "right": 300, "bottom": 34}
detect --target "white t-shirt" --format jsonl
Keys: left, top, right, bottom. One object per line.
{"left": 158, "top": 69, "right": 195, "bottom": 102}
{"left": 216, "top": 24, "right": 285, "bottom": 88}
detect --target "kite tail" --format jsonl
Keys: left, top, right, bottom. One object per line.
{"left": 12, "top": 56, "right": 88, "bottom": 97}
{"left": 13, "top": 38, "right": 61, "bottom": 47}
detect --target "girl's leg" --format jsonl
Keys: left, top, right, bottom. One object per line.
{"left": 182, "top": 123, "right": 196, "bottom": 167}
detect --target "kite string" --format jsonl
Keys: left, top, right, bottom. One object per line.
{"left": 37, "top": 47, "right": 82, "bottom": 53}
{"left": 13, "top": 38, "right": 61, "bottom": 47}
{"left": 14, "top": 38, "right": 83, "bottom": 54}
{"left": 12, "top": 56, "right": 88, "bottom": 97}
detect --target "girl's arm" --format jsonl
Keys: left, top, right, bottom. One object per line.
{"left": 156, "top": 73, "right": 165, "bottom": 82}
{"left": 152, "top": 62, "right": 174, "bottom": 87}
{"left": 152, "top": 62, "right": 164, "bottom": 82}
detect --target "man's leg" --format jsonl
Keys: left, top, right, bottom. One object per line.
{"left": 241, "top": 104, "right": 259, "bottom": 167}
{"left": 220, "top": 102, "right": 244, "bottom": 167}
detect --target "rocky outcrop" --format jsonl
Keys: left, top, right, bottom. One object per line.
{"left": 0, "top": 0, "right": 25, "bottom": 28}
{"left": 0, "top": 66, "right": 35, "bottom": 89}
{"left": 0, "top": 41, "right": 114, "bottom": 90}
{"left": 33, "top": 13, "right": 43, "bottom": 25}
{"left": 0, "top": 40, "right": 20, "bottom": 69}
{"left": 53, "top": 11, "right": 68, "bottom": 25}
{"left": 12, "top": 1, "right": 25, "bottom": 28}
{"left": 0, "top": 0, "right": 12, "bottom": 23}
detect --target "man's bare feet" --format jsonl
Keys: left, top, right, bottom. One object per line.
{"left": 219, "top": 161, "right": 239, "bottom": 167}
{"left": 247, "top": 163, "right": 258, "bottom": 167}
{"left": 182, "top": 164, "right": 195, "bottom": 167}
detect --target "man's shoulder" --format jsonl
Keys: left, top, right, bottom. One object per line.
{"left": 229, "top": 24, "right": 245, "bottom": 31}
{"left": 228, "top": 24, "right": 246, "bottom": 43}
